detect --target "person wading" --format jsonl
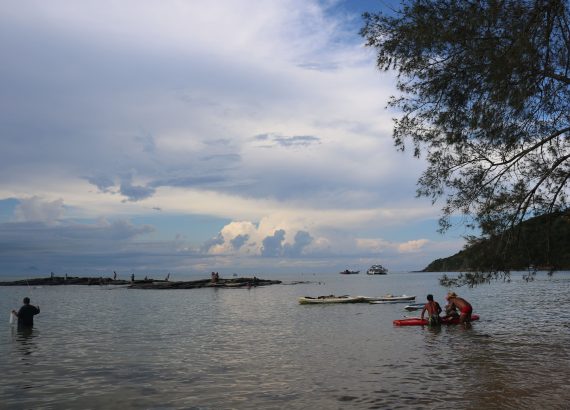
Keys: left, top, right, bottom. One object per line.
{"left": 12, "top": 297, "right": 40, "bottom": 328}
{"left": 446, "top": 292, "right": 473, "bottom": 324}
{"left": 421, "top": 294, "right": 442, "bottom": 326}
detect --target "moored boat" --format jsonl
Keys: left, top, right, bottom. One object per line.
{"left": 298, "top": 295, "right": 365, "bottom": 304}
{"left": 363, "top": 294, "right": 416, "bottom": 303}
{"left": 366, "top": 264, "right": 388, "bottom": 275}
{"left": 404, "top": 303, "right": 425, "bottom": 311}
{"left": 339, "top": 269, "right": 360, "bottom": 275}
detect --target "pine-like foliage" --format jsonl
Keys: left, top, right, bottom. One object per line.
{"left": 362, "top": 1, "right": 570, "bottom": 241}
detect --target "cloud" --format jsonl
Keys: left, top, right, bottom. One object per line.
{"left": 230, "top": 234, "right": 249, "bottom": 250}
{"left": 253, "top": 133, "right": 321, "bottom": 148}
{"left": 14, "top": 196, "right": 64, "bottom": 224}
{"left": 283, "top": 230, "right": 313, "bottom": 257}
{"left": 0, "top": 1, "right": 468, "bottom": 275}
{"left": 398, "top": 239, "right": 430, "bottom": 253}
{"left": 261, "top": 229, "right": 286, "bottom": 257}
{"left": 120, "top": 182, "right": 156, "bottom": 202}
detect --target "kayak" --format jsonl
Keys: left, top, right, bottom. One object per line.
{"left": 403, "top": 303, "right": 425, "bottom": 311}
{"left": 393, "top": 314, "right": 480, "bottom": 326}
{"left": 299, "top": 295, "right": 365, "bottom": 304}
{"left": 364, "top": 295, "right": 416, "bottom": 304}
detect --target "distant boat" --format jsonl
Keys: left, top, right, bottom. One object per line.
{"left": 339, "top": 269, "right": 360, "bottom": 275}
{"left": 362, "top": 294, "right": 416, "bottom": 303}
{"left": 404, "top": 303, "right": 425, "bottom": 311}
{"left": 366, "top": 264, "right": 388, "bottom": 275}
{"left": 299, "top": 295, "right": 365, "bottom": 304}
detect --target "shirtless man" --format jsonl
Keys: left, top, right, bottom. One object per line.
{"left": 446, "top": 292, "right": 472, "bottom": 323}
{"left": 421, "top": 294, "right": 442, "bottom": 326}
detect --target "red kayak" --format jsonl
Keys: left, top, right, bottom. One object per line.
{"left": 393, "top": 314, "right": 480, "bottom": 326}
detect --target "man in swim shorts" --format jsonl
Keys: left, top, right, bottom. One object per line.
{"left": 421, "top": 294, "right": 442, "bottom": 326}
{"left": 446, "top": 292, "right": 472, "bottom": 323}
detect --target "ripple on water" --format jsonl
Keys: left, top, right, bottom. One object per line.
{"left": 1, "top": 273, "right": 570, "bottom": 408}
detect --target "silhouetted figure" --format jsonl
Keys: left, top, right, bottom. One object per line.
{"left": 12, "top": 297, "right": 40, "bottom": 328}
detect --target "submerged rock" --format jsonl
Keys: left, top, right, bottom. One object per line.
{"left": 128, "top": 277, "right": 281, "bottom": 289}
{"left": 0, "top": 275, "right": 281, "bottom": 289}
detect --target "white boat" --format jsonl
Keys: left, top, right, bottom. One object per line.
{"left": 362, "top": 294, "right": 416, "bottom": 304}
{"left": 366, "top": 264, "right": 388, "bottom": 275}
{"left": 404, "top": 303, "right": 425, "bottom": 311}
{"left": 298, "top": 295, "right": 365, "bottom": 304}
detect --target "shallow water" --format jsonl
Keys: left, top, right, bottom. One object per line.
{"left": 1, "top": 271, "right": 569, "bottom": 409}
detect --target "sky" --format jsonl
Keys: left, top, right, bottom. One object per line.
{"left": 0, "top": 0, "right": 469, "bottom": 278}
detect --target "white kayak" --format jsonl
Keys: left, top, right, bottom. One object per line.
{"left": 404, "top": 303, "right": 425, "bottom": 311}
{"left": 363, "top": 294, "right": 416, "bottom": 304}
{"left": 299, "top": 295, "right": 365, "bottom": 304}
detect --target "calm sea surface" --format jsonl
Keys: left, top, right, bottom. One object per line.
{"left": 1, "top": 271, "right": 569, "bottom": 409}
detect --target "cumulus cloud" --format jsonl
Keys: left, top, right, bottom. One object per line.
{"left": 261, "top": 229, "right": 286, "bottom": 257}
{"left": 283, "top": 230, "right": 313, "bottom": 257}
{"left": 230, "top": 234, "right": 249, "bottom": 250}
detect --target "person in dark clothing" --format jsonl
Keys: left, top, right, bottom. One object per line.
{"left": 12, "top": 297, "right": 40, "bottom": 328}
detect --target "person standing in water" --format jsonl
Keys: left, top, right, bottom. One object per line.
{"left": 12, "top": 297, "right": 40, "bottom": 328}
{"left": 420, "top": 294, "right": 442, "bottom": 326}
{"left": 446, "top": 292, "right": 473, "bottom": 324}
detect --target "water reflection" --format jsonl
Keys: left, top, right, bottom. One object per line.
{"left": 0, "top": 273, "right": 569, "bottom": 409}
{"left": 12, "top": 326, "right": 39, "bottom": 359}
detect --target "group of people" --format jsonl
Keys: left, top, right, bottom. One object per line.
{"left": 420, "top": 292, "right": 472, "bottom": 326}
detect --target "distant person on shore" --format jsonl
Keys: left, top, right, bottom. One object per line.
{"left": 12, "top": 297, "right": 40, "bottom": 328}
{"left": 421, "top": 294, "right": 442, "bottom": 326}
{"left": 446, "top": 292, "right": 472, "bottom": 323}
{"left": 131, "top": 273, "right": 135, "bottom": 282}
{"left": 113, "top": 271, "right": 117, "bottom": 280}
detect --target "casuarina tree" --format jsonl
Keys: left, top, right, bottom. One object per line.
{"left": 362, "top": 0, "right": 570, "bottom": 281}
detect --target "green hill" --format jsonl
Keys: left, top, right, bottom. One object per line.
{"left": 423, "top": 212, "right": 570, "bottom": 272}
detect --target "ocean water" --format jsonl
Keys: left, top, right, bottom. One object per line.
{"left": 1, "top": 271, "right": 569, "bottom": 409}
